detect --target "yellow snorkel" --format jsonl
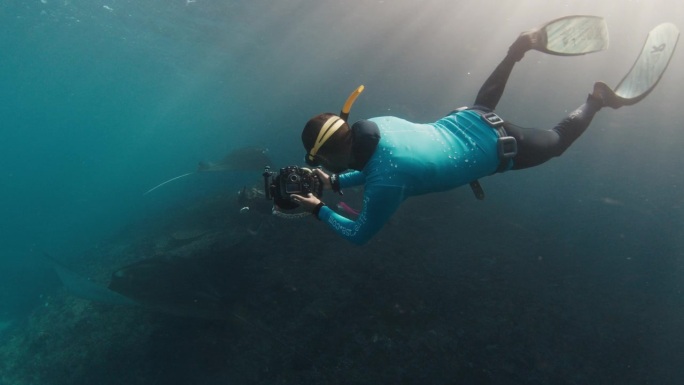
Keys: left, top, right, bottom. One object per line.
{"left": 339, "top": 85, "right": 365, "bottom": 121}
{"left": 306, "top": 85, "right": 365, "bottom": 165}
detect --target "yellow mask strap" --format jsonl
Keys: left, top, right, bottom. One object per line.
{"left": 307, "top": 116, "right": 345, "bottom": 161}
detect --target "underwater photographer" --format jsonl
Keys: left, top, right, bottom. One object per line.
{"left": 267, "top": 16, "right": 678, "bottom": 245}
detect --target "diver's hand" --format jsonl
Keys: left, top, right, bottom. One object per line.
{"left": 312, "top": 168, "right": 332, "bottom": 190}
{"left": 290, "top": 193, "right": 321, "bottom": 212}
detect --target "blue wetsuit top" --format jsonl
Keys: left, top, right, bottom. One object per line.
{"left": 317, "top": 109, "right": 504, "bottom": 245}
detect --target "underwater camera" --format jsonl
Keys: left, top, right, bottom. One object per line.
{"left": 263, "top": 165, "right": 323, "bottom": 210}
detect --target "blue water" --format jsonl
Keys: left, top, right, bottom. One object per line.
{"left": 1, "top": 0, "right": 683, "bottom": 384}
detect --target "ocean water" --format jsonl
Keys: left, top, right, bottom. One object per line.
{"left": 1, "top": 0, "right": 683, "bottom": 384}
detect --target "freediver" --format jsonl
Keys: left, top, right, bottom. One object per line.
{"left": 291, "top": 18, "right": 678, "bottom": 245}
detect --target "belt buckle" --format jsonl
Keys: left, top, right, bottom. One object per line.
{"left": 482, "top": 112, "right": 504, "bottom": 127}
{"left": 498, "top": 136, "right": 517, "bottom": 158}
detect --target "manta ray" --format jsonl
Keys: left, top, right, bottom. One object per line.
{"left": 144, "top": 146, "right": 271, "bottom": 195}
{"left": 46, "top": 238, "right": 255, "bottom": 320}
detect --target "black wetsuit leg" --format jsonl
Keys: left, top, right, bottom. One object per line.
{"left": 473, "top": 55, "right": 518, "bottom": 110}
{"left": 473, "top": 32, "right": 532, "bottom": 110}
{"left": 505, "top": 95, "right": 603, "bottom": 170}
{"left": 471, "top": 36, "right": 604, "bottom": 170}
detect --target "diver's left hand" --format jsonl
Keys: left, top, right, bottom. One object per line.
{"left": 290, "top": 193, "right": 321, "bottom": 212}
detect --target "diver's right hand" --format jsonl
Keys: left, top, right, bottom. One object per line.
{"left": 312, "top": 168, "right": 332, "bottom": 190}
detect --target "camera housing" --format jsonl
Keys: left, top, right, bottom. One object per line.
{"left": 263, "top": 166, "right": 323, "bottom": 210}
